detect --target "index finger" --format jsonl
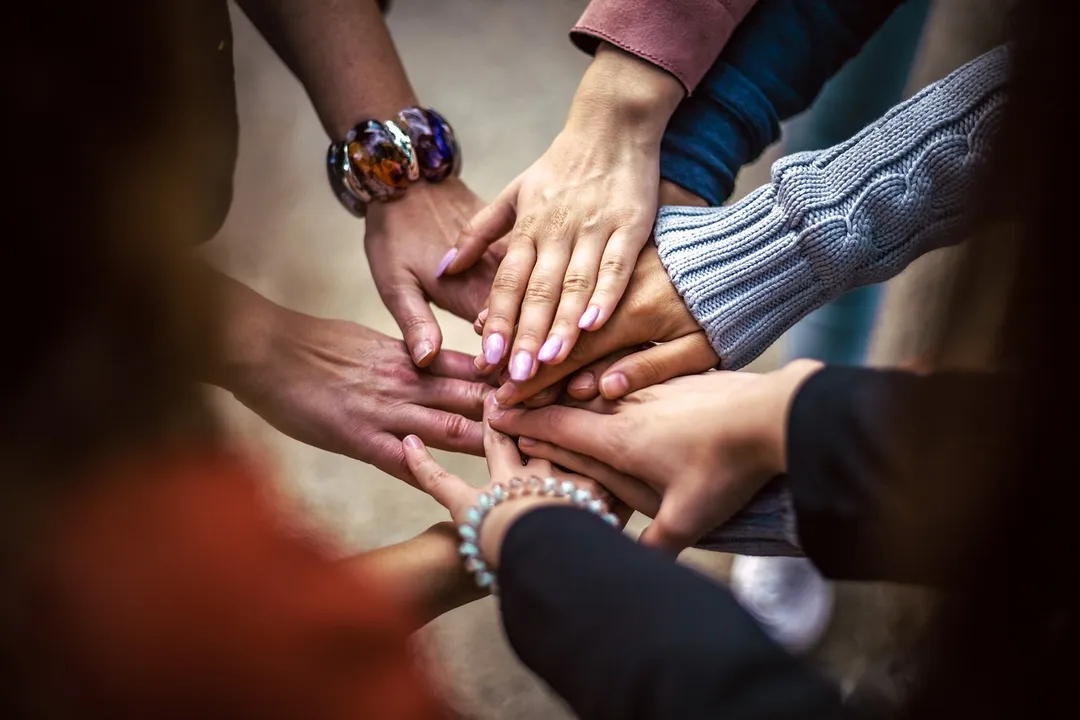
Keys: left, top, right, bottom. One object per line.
{"left": 493, "top": 317, "right": 630, "bottom": 405}
{"left": 488, "top": 403, "right": 617, "bottom": 463}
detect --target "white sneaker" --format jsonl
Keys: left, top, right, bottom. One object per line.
{"left": 729, "top": 555, "right": 834, "bottom": 654}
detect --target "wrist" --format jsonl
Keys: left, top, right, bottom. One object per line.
{"left": 210, "top": 273, "right": 283, "bottom": 393}
{"left": 566, "top": 43, "right": 684, "bottom": 143}
{"left": 659, "top": 179, "right": 708, "bottom": 207}
{"left": 759, "top": 360, "right": 825, "bottom": 474}
{"left": 478, "top": 496, "right": 571, "bottom": 570}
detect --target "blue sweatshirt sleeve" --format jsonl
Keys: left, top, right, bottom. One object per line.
{"left": 661, "top": 0, "right": 906, "bottom": 205}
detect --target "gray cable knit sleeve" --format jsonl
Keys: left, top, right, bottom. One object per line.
{"left": 655, "top": 45, "right": 1011, "bottom": 370}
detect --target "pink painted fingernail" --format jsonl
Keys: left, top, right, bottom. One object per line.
{"left": 484, "top": 333, "right": 505, "bottom": 365}
{"left": 600, "top": 372, "right": 629, "bottom": 398}
{"left": 537, "top": 335, "right": 563, "bottom": 363}
{"left": 403, "top": 435, "right": 423, "bottom": 450}
{"left": 510, "top": 351, "right": 534, "bottom": 382}
{"left": 578, "top": 305, "right": 601, "bottom": 329}
{"left": 434, "top": 248, "right": 458, "bottom": 278}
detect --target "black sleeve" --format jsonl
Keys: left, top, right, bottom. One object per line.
{"left": 497, "top": 506, "right": 848, "bottom": 720}
{"left": 788, "top": 366, "right": 1014, "bottom": 585}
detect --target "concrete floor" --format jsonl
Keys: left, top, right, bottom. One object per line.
{"left": 202, "top": 1, "right": 1002, "bottom": 716}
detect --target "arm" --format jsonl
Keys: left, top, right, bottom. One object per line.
{"left": 234, "top": 0, "right": 411, "bottom": 138}
{"left": 345, "top": 522, "right": 486, "bottom": 629}
{"left": 496, "top": 506, "right": 847, "bottom": 719}
{"left": 661, "top": 0, "right": 908, "bottom": 205}
{"left": 656, "top": 46, "right": 1010, "bottom": 370}
{"left": 786, "top": 367, "right": 1015, "bottom": 586}
{"left": 569, "top": 0, "right": 760, "bottom": 93}
{"left": 235, "top": 0, "right": 498, "bottom": 368}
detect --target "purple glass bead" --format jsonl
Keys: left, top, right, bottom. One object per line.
{"left": 397, "top": 107, "right": 461, "bottom": 183}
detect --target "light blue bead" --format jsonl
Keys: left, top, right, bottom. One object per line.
{"left": 572, "top": 488, "right": 591, "bottom": 505}
{"left": 465, "top": 507, "right": 482, "bottom": 526}
{"left": 478, "top": 493, "right": 494, "bottom": 510}
{"left": 459, "top": 542, "right": 479, "bottom": 558}
{"left": 603, "top": 513, "right": 618, "bottom": 526}
{"left": 559, "top": 481, "right": 575, "bottom": 497}
{"left": 492, "top": 484, "right": 507, "bottom": 502}
{"left": 464, "top": 557, "right": 485, "bottom": 574}
{"left": 476, "top": 571, "right": 495, "bottom": 589}
{"left": 458, "top": 524, "right": 477, "bottom": 542}
{"left": 587, "top": 499, "right": 605, "bottom": 514}
{"left": 542, "top": 477, "right": 557, "bottom": 495}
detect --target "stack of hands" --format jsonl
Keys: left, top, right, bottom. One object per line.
{"left": 215, "top": 44, "right": 819, "bottom": 567}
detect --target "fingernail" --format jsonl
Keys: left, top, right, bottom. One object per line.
{"left": 537, "top": 335, "right": 563, "bottom": 363}
{"left": 518, "top": 436, "right": 536, "bottom": 448}
{"left": 494, "top": 383, "right": 514, "bottom": 405}
{"left": 484, "top": 333, "right": 505, "bottom": 365}
{"left": 510, "top": 351, "right": 534, "bottom": 382}
{"left": 578, "top": 305, "right": 601, "bottom": 330}
{"left": 474, "top": 354, "right": 487, "bottom": 372}
{"left": 569, "top": 372, "right": 595, "bottom": 392}
{"left": 600, "top": 372, "right": 629, "bottom": 398}
{"left": 404, "top": 435, "right": 423, "bottom": 450}
{"left": 477, "top": 308, "right": 489, "bottom": 324}
{"left": 488, "top": 398, "right": 506, "bottom": 421}
{"left": 412, "top": 341, "right": 434, "bottom": 364}
{"left": 434, "top": 248, "right": 458, "bottom": 278}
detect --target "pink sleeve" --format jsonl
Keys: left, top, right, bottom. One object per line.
{"left": 570, "top": 0, "right": 759, "bottom": 93}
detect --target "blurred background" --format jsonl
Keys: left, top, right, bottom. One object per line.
{"left": 203, "top": 0, "right": 1007, "bottom": 715}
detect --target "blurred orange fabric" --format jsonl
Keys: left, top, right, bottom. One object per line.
{"left": 16, "top": 452, "right": 448, "bottom": 719}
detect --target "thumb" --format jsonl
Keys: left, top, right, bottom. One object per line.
{"left": 598, "top": 333, "right": 718, "bottom": 399}
{"left": 381, "top": 278, "right": 443, "bottom": 367}
{"left": 403, "top": 435, "right": 474, "bottom": 520}
{"left": 446, "top": 181, "right": 519, "bottom": 274}
{"left": 638, "top": 491, "right": 702, "bottom": 554}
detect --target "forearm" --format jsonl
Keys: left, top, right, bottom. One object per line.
{"left": 497, "top": 506, "right": 844, "bottom": 718}
{"left": 196, "top": 265, "right": 279, "bottom": 392}
{"left": 787, "top": 367, "right": 1015, "bottom": 586}
{"left": 235, "top": 0, "right": 415, "bottom": 138}
{"left": 656, "top": 46, "right": 1011, "bottom": 370}
{"left": 344, "top": 523, "right": 486, "bottom": 630}
{"left": 660, "top": 0, "right": 906, "bottom": 205}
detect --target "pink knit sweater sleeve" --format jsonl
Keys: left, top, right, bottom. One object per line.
{"left": 570, "top": 0, "right": 759, "bottom": 92}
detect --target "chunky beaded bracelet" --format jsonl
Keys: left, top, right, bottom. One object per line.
{"left": 458, "top": 476, "right": 619, "bottom": 594}
{"left": 326, "top": 106, "right": 461, "bottom": 217}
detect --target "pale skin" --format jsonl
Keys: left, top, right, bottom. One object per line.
{"left": 443, "top": 43, "right": 690, "bottom": 383}
{"left": 488, "top": 361, "right": 824, "bottom": 553}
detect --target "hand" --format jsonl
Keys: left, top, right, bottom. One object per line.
{"left": 365, "top": 178, "right": 506, "bottom": 366}
{"left": 489, "top": 361, "right": 824, "bottom": 552}
{"left": 216, "top": 281, "right": 491, "bottom": 483}
{"left": 401, "top": 399, "right": 629, "bottom": 568}
{"left": 442, "top": 44, "right": 684, "bottom": 382}
{"left": 487, "top": 244, "right": 719, "bottom": 406}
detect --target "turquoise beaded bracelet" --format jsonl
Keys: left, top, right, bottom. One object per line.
{"left": 458, "top": 476, "right": 619, "bottom": 594}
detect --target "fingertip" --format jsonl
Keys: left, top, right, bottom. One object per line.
{"left": 598, "top": 371, "right": 630, "bottom": 400}
{"left": 412, "top": 340, "right": 438, "bottom": 367}
{"left": 577, "top": 305, "right": 601, "bottom": 330}
{"left": 403, "top": 434, "right": 424, "bottom": 451}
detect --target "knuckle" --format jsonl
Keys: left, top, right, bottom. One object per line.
{"left": 561, "top": 271, "right": 593, "bottom": 296}
{"left": 491, "top": 270, "right": 526, "bottom": 296}
{"left": 599, "top": 253, "right": 632, "bottom": 281}
{"left": 523, "top": 281, "right": 558, "bottom": 306}
{"left": 442, "top": 413, "right": 473, "bottom": 442}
